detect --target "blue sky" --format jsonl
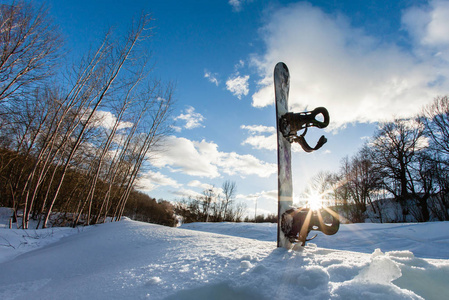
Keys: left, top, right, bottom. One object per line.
{"left": 37, "top": 0, "right": 449, "bottom": 216}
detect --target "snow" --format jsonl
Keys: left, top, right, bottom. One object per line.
{"left": 0, "top": 208, "right": 448, "bottom": 299}
{"left": 182, "top": 221, "right": 449, "bottom": 259}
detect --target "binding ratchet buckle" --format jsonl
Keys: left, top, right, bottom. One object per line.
{"left": 280, "top": 107, "right": 330, "bottom": 152}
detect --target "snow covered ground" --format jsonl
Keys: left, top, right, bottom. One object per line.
{"left": 1, "top": 208, "right": 449, "bottom": 299}
{"left": 181, "top": 221, "right": 449, "bottom": 259}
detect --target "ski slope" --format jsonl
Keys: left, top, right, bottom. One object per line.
{"left": 1, "top": 212, "right": 449, "bottom": 299}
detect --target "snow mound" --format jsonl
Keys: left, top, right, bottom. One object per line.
{"left": 356, "top": 249, "right": 402, "bottom": 284}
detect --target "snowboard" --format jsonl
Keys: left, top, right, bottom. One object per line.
{"left": 274, "top": 62, "right": 338, "bottom": 249}
{"left": 274, "top": 62, "right": 293, "bottom": 249}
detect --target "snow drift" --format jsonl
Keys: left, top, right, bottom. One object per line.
{"left": 1, "top": 215, "right": 449, "bottom": 299}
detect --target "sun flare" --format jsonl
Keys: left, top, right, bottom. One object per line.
{"left": 307, "top": 190, "right": 325, "bottom": 211}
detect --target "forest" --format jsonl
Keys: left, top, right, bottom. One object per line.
{"left": 0, "top": 2, "right": 175, "bottom": 228}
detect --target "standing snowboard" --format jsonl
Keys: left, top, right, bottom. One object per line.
{"left": 275, "top": 62, "right": 335, "bottom": 249}
{"left": 274, "top": 62, "right": 293, "bottom": 249}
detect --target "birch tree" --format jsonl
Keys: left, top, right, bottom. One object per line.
{"left": 42, "top": 13, "right": 155, "bottom": 228}
{"left": 0, "top": 1, "right": 61, "bottom": 102}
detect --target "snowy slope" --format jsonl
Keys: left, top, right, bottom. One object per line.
{"left": 0, "top": 218, "right": 448, "bottom": 299}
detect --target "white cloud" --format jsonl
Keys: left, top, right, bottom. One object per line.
{"left": 135, "top": 170, "right": 181, "bottom": 192}
{"left": 152, "top": 136, "right": 220, "bottom": 177}
{"left": 240, "top": 125, "right": 275, "bottom": 134}
{"left": 226, "top": 75, "right": 250, "bottom": 99}
{"left": 218, "top": 152, "right": 275, "bottom": 178}
{"left": 170, "top": 188, "right": 203, "bottom": 199}
{"left": 237, "top": 190, "right": 277, "bottom": 202}
{"left": 251, "top": 2, "right": 449, "bottom": 129}
{"left": 174, "top": 106, "right": 205, "bottom": 130}
{"left": 240, "top": 124, "right": 304, "bottom": 153}
{"left": 187, "top": 181, "right": 224, "bottom": 198}
{"left": 236, "top": 190, "right": 278, "bottom": 217}
{"left": 229, "top": 0, "right": 241, "bottom": 11}
{"left": 242, "top": 134, "right": 276, "bottom": 151}
{"left": 87, "top": 110, "right": 133, "bottom": 130}
{"left": 402, "top": 0, "right": 449, "bottom": 48}
{"left": 228, "top": 0, "right": 250, "bottom": 12}
{"left": 204, "top": 70, "right": 219, "bottom": 86}
{"left": 170, "top": 125, "right": 182, "bottom": 133}
{"left": 241, "top": 125, "right": 276, "bottom": 151}
{"left": 188, "top": 180, "right": 214, "bottom": 190}
{"left": 235, "top": 60, "right": 245, "bottom": 70}
{"left": 151, "top": 136, "right": 276, "bottom": 179}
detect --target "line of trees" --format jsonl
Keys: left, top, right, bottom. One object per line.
{"left": 304, "top": 96, "right": 449, "bottom": 223}
{"left": 0, "top": 2, "right": 174, "bottom": 228}
{"left": 175, "top": 180, "right": 247, "bottom": 223}
{"left": 244, "top": 213, "right": 277, "bottom": 223}
{"left": 122, "top": 192, "right": 175, "bottom": 227}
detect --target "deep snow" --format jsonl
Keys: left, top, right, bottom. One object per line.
{"left": 1, "top": 208, "right": 449, "bottom": 299}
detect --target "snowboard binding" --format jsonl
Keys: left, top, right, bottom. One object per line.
{"left": 279, "top": 107, "right": 330, "bottom": 153}
{"left": 281, "top": 207, "right": 340, "bottom": 246}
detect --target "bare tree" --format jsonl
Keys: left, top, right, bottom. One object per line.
{"left": 0, "top": 9, "right": 176, "bottom": 228}
{"left": 40, "top": 14, "right": 148, "bottom": 228}
{"left": 232, "top": 201, "right": 247, "bottom": 222}
{"left": 370, "top": 119, "right": 429, "bottom": 221}
{"left": 113, "top": 84, "right": 173, "bottom": 223}
{"left": 428, "top": 163, "right": 449, "bottom": 221}
{"left": 342, "top": 146, "right": 382, "bottom": 222}
{"left": 221, "top": 180, "right": 236, "bottom": 221}
{"left": 82, "top": 62, "right": 148, "bottom": 225}
{"left": 421, "top": 96, "right": 449, "bottom": 220}
{"left": 0, "top": 1, "right": 62, "bottom": 102}
{"left": 97, "top": 110, "right": 144, "bottom": 224}
{"left": 201, "top": 188, "right": 214, "bottom": 222}
{"left": 422, "top": 96, "right": 449, "bottom": 158}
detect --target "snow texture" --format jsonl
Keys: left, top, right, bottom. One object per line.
{"left": 1, "top": 207, "right": 449, "bottom": 299}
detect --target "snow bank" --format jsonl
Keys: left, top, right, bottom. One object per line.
{"left": 1, "top": 218, "right": 448, "bottom": 299}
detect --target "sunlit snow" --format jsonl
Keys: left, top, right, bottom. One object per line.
{"left": 1, "top": 208, "right": 448, "bottom": 299}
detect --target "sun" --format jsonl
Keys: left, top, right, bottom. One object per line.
{"left": 307, "top": 190, "right": 324, "bottom": 211}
